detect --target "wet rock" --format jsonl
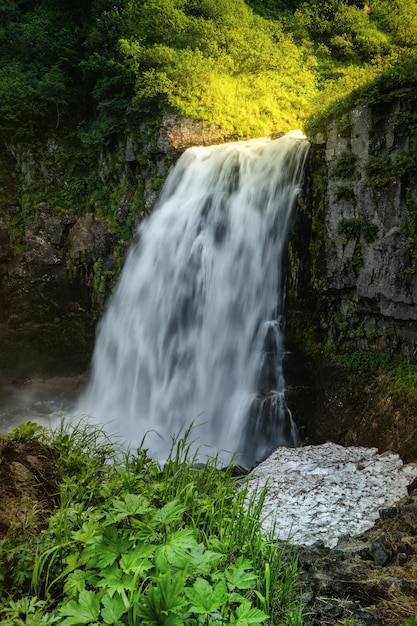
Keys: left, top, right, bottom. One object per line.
{"left": 25, "top": 232, "right": 64, "bottom": 265}
{"left": 68, "top": 214, "right": 114, "bottom": 268}
{"left": 370, "top": 534, "right": 394, "bottom": 566}
{"left": 334, "top": 537, "right": 371, "bottom": 559}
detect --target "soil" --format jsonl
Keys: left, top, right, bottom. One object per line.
{"left": 0, "top": 438, "right": 59, "bottom": 537}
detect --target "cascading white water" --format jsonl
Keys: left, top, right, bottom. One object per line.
{"left": 78, "top": 131, "right": 309, "bottom": 467}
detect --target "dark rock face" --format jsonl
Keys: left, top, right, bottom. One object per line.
{"left": 286, "top": 98, "right": 417, "bottom": 459}
{"left": 0, "top": 117, "right": 230, "bottom": 378}
{"left": 0, "top": 205, "right": 101, "bottom": 376}
{"left": 323, "top": 105, "right": 417, "bottom": 349}
{"left": 2, "top": 103, "right": 417, "bottom": 460}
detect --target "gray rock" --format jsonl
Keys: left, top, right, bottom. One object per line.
{"left": 68, "top": 214, "right": 114, "bottom": 267}
{"left": 369, "top": 534, "right": 393, "bottom": 566}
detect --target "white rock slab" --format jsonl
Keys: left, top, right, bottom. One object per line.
{"left": 245, "top": 442, "right": 417, "bottom": 548}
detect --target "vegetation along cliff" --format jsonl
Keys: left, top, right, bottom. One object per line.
{"left": 1, "top": 0, "right": 417, "bottom": 459}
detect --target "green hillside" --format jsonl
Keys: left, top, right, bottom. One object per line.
{"left": 1, "top": 0, "right": 417, "bottom": 147}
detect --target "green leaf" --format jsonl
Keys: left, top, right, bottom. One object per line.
{"left": 95, "top": 564, "right": 136, "bottom": 598}
{"left": 228, "top": 591, "right": 250, "bottom": 604}
{"left": 226, "top": 567, "right": 258, "bottom": 590}
{"left": 63, "top": 552, "right": 84, "bottom": 573}
{"left": 150, "top": 499, "right": 185, "bottom": 529}
{"left": 63, "top": 569, "right": 89, "bottom": 598}
{"left": 101, "top": 592, "right": 128, "bottom": 624}
{"left": 230, "top": 601, "right": 269, "bottom": 625}
{"left": 106, "top": 493, "right": 150, "bottom": 523}
{"left": 72, "top": 520, "right": 101, "bottom": 545}
{"left": 119, "top": 543, "right": 155, "bottom": 576}
{"left": 136, "top": 572, "right": 188, "bottom": 623}
{"left": 155, "top": 529, "right": 198, "bottom": 571}
{"left": 185, "top": 577, "right": 227, "bottom": 614}
{"left": 83, "top": 527, "right": 133, "bottom": 569}
{"left": 226, "top": 558, "right": 258, "bottom": 590}
{"left": 186, "top": 542, "right": 223, "bottom": 575}
{"left": 59, "top": 590, "right": 100, "bottom": 625}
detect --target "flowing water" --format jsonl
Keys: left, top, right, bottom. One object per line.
{"left": 78, "top": 131, "right": 309, "bottom": 467}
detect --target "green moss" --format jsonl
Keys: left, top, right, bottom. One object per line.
{"left": 338, "top": 217, "right": 378, "bottom": 244}
{"left": 332, "top": 184, "right": 355, "bottom": 202}
{"left": 93, "top": 246, "right": 123, "bottom": 299}
{"left": 337, "top": 113, "right": 352, "bottom": 138}
{"left": 367, "top": 149, "right": 417, "bottom": 187}
{"left": 399, "top": 197, "right": 417, "bottom": 277}
{"left": 334, "top": 349, "right": 394, "bottom": 371}
{"left": 7, "top": 211, "right": 26, "bottom": 255}
{"left": 330, "top": 151, "right": 356, "bottom": 178}
{"left": 308, "top": 148, "right": 328, "bottom": 289}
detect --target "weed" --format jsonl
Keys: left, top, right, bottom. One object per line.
{"left": 0, "top": 422, "right": 306, "bottom": 625}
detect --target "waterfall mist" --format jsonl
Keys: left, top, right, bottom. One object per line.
{"left": 78, "top": 131, "right": 309, "bottom": 467}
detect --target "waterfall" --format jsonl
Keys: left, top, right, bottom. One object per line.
{"left": 78, "top": 131, "right": 309, "bottom": 467}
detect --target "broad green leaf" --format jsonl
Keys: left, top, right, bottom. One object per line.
{"left": 95, "top": 564, "right": 136, "bottom": 598}
{"left": 72, "top": 520, "right": 101, "bottom": 545}
{"left": 82, "top": 527, "right": 133, "bottom": 569}
{"left": 226, "top": 558, "right": 258, "bottom": 590}
{"left": 63, "top": 551, "right": 84, "bottom": 572}
{"left": 150, "top": 499, "right": 185, "bottom": 528}
{"left": 101, "top": 591, "right": 128, "bottom": 624}
{"left": 228, "top": 591, "right": 250, "bottom": 604}
{"left": 136, "top": 572, "right": 188, "bottom": 621}
{"left": 185, "top": 577, "right": 227, "bottom": 613}
{"left": 119, "top": 543, "right": 155, "bottom": 576}
{"left": 186, "top": 542, "right": 223, "bottom": 575}
{"left": 106, "top": 493, "right": 150, "bottom": 523}
{"left": 155, "top": 528, "right": 198, "bottom": 571}
{"left": 230, "top": 601, "right": 269, "bottom": 625}
{"left": 59, "top": 590, "right": 100, "bottom": 625}
{"left": 63, "top": 569, "right": 88, "bottom": 598}
{"left": 226, "top": 567, "right": 258, "bottom": 590}
{"left": 233, "top": 557, "right": 254, "bottom": 570}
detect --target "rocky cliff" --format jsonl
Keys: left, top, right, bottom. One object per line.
{"left": 317, "top": 103, "right": 416, "bottom": 351}
{"left": 0, "top": 115, "right": 230, "bottom": 377}
{"left": 2, "top": 100, "right": 417, "bottom": 461}
{"left": 287, "top": 92, "right": 417, "bottom": 460}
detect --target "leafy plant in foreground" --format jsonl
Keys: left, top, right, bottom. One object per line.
{"left": 0, "top": 421, "right": 305, "bottom": 625}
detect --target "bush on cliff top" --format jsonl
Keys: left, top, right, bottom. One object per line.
{"left": 1, "top": 0, "right": 417, "bottom": 147}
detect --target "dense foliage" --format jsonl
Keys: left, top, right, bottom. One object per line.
{"left": 1, "top": 0, "right": 417, "bottom": 148}
{"left": 0, "top": 422, "right": 304, "bottom": 625}
{"left": 0, "top": 0, "right": 416, "bottom": 243}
